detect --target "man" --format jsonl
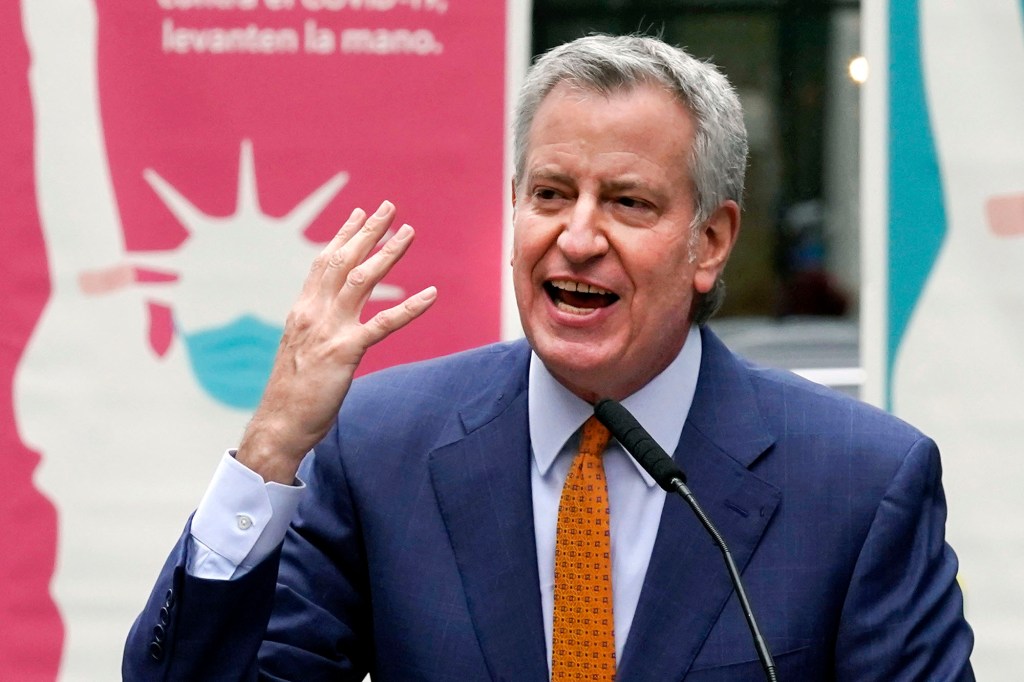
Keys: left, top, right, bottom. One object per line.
{"left": 124, "top": 35, "right": 974, "bottom": 680}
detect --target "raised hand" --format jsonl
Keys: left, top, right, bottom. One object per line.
{"left": 237, "top": 201, "right": 437, "bottom": 483}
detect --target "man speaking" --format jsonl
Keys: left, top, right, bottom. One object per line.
{"left": 124, "top": 34, "right": 974, "bottom": 680}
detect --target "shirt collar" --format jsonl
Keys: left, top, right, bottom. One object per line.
{"left": 528, "top": 326, "right": 703, "bottom": 487}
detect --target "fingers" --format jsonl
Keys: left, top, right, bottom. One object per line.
{"left": 322, "top": 207, "right": 369, "bottom": 260}
{"left": 301, "top": 206, "right": 365, "bottom": 300}
{"left": 362, "top": 286, "right": 439, "bottom": 345}
{"left": 318, "top": 201, "right": 398, "bottom": 300}
{"left": 301, "top": 201, "right": 396, "bottom": 302}
{"left": 295, "top": 199, "right": 436, "bottom": 342}
{"left": 335, "top": 222, "right": 416, "bottom": 311}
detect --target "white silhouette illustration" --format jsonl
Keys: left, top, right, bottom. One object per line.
{"left": 893, "top": 0, "right": 1024, "bottom": 676}
{"left": 15, "top": 0, "right": 401, "bottom": 678}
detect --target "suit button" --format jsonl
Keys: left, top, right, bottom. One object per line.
{"left": 153, "top": 624, "right": 166, "bottom": 642}
{"left": 149, "top": 641, "right": 164, "bottom": 661}
{"left": 164, "top": 588, "right": 175, "bottom": 608}
{"left": 159, "top": 606, "right": 170, "bottom": 625}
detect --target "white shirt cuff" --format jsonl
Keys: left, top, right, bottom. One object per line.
{"left": 188, "top": 450, "right": 306, "bottom": 580}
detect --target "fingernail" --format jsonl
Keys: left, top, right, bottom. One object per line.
{"left": 396, "top": 224, "right": 413, "bottom": 239}
{"left": 419, "top": 286, "right": 437, "bottom": 302}
{"left": 349, "top": 207, "right": 366, "bottom": 221}
{"left": 374, "top": 200, "right": 394, "bottom": 217}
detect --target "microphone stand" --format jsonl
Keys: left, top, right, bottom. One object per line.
{"left": 665, "top": 475, "right": 777, "bottom": 682}
{"left": 594, "top": 398, "right": 778, "bottom": 682}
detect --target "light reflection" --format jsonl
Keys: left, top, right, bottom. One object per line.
{"left": 848, "top": 55, "right": 869, "bottom": 84}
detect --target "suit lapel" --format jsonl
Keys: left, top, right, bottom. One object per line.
{"left": 429, "top": 385, "right": 549, "bottom": 682}
{"left": 617, "top": 329, "right": 781, "bottom": 681}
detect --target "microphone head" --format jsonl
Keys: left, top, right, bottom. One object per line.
{"left": 594, "top": 398, "right": 687, "bottom": 490}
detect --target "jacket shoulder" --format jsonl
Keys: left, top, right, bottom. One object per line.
{"left": 744, "top": 362, "right": 926, "bottom": 451}
{"left": 324, "top": 340, "right": 530, "bottom": 459}
{"left": 346, "top": 339, "right": 530, "bottom": 409}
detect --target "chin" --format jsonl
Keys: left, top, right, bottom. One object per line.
{"left": 533, "top": 340, "right": 622, "bottom": 398}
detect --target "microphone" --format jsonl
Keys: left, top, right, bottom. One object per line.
{"left": 593, "top": 398, "right": 778, "bottom": 682}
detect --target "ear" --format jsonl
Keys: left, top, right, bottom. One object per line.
{"left": 511, "top": 179, "right": 518, "bottom": 209}
{"left": 693, "top": 200, "right": 740, "bottom": 295}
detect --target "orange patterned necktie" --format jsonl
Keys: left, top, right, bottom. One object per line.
{"left": 551, "top": 416, "right": 616, "bottom": 680}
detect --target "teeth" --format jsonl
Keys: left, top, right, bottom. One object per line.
{"left": 549, "top": 279, "right": 612, "bottom": 296}
{"left": 555, "top": 300, "right": 591, "bottom": 314}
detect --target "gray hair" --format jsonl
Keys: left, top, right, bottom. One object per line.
{"left": 513, "top": 34, "right": 748, "bottom": 324}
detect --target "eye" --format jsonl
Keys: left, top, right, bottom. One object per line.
{"left": 615, "top": 196, "right": 656, "bottom": 214}
{"left": 617, "top": 196, "right": 647, "bottom": 209}
{"left": 533, "top": 187, "right": 562, "bottom": 201}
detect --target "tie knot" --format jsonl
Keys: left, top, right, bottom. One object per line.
{"left": 579, "top": 416, "right": 611, "bottom": 458}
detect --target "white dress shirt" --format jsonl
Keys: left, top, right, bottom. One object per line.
{"left": 189, "top": 452, "right": 304, "bottom": 579}
{"left": 188, "top": 327, "right": 702, "bottom": 668}
{"left": 528, "top": 326, "right": 700, "bottom": 666}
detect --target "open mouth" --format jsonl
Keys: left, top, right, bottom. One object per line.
{"left": 545, "top": 279, "right": 620, "bottom": 313}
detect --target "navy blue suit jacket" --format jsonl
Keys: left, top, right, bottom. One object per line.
{"left": 124, "top": 328, "right": 973, "bottom": 680}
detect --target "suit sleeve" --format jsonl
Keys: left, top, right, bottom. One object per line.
{"left": 834, "top": 436, "right": 974, "bottom": 681}
{"left": 122, "top": 520, "right": 281, "bottom": 681}
{"left": 123, "top": 425, "right": 373, "bottom": 681}
{"left": 256, "top": 425, "right": 374, "bottom": 680}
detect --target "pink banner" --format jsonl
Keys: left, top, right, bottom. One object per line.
{"left": 4, "top": 0, "right": 506, "bottom": 678}
{"left": 1, "top": 2, "right": 60, "bottom": 678}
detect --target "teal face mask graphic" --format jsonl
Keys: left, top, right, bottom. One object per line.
{"left": 179, "top": 315, "right": 282, "bottom": 409}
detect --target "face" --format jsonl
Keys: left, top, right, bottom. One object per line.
{"left": 512, "top": 82, "right": 738, "bottom": 402}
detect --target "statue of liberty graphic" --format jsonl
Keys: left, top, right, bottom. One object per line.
{"left": 16, "top": 1, "right": 402, "bottom": 678}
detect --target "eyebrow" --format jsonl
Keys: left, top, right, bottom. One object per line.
{"left": 527, "top": 168, "right": 574, "bottom": 186}
{"left": 528, "top": 169, "right": 650, "bottom": 191}
{"left": 603, "top": 178, "right": 650, "bottom": 193}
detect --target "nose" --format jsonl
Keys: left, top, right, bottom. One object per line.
{"left": 557, "top": 196, "right": 609, "bottom": 263}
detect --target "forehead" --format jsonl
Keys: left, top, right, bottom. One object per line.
{"left": 524, "top": 82, "right": 695, "bottom": 177}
